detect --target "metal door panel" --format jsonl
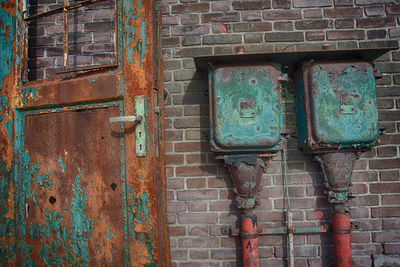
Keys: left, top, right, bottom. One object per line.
{"left": 16, "top": 102, "right": 126, "bottom": 266}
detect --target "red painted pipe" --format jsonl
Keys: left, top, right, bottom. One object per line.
{"left": 332, "top": 210, "right": 352, "bottom": 267}
{"left": 241, "top": 212, "right": 259, "bottom": 267}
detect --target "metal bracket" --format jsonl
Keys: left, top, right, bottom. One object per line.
{"left": 109, "top": 95, "right": 147, "bottom": 157}
{"left": 135, "top": 95, "right": 147, "bottom": 157}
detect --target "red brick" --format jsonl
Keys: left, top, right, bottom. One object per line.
{"left": 373, "top": 231, "right": 400, "bottom": 242}
{"left": 169, "top": 226, "right": 186, "bottom": 236}
{"left": 181, "top": 14, "right": 199, "bottom": 25}
{"left": 367, "top": 29, "right": 387, "bottom": 39}
{"left": 378, "top": 134, "right": 400, "bottom": 145}
{"left": 188, "top": 202, "right": 207, "bottom": 212}
{"left": 186, "top": 154, "right": 206, "bottom": 164}
{"left": 209, "top": 201, "right": 232, "bottom": 211}
{"left": 243, "top": 11, "right": 262, "bottom": 21}
{"left": 371, "top": 183, "right": 400, "bottom": 193}
{"left": 369, "top": 159, "right": 400, "bottom": 169}
{"left": 189, "top": 250, "right": 209, "bottom": 259}
{"left": 188, "top": 225, "right": 208, "bottom": 236}
{"left": 350, "top": 206, "right": 370, "bottom": 218}
{"left": 180, "top": 263, "right": 218, "bottom": 267}
{"left": 166, "top": 154, "right": 184, "bottom": 165}
{"left": 172, "top": 25, "right": 209, "bottom": 36}
{"left": 372, "top": 207, "right": 400, "bottom": 217}
{"left": 274, "top": 21, "right": 293, "bottom": 31}
{"left": 165, "top": 130, "right": 183, "bottom": 141}
{"left": 178, "top": 213, "right": 218, "bottom": 224}
{"left": 327, "top": 30, "right": 365, "bottom": 40}
{"left": 352, "top": 256, "right": 372, "bottom": 266}
{"left": 211, "top": 1, "right": 230, "bottom": 12}
{"left": 325, "top": 7, "right": 363, "bottom": 18}
{"left": 351, "top": 195, "right": 379, "bottom": 206}
{"left": 186, "top": 178, "right": 206, "bottom": 188}
{"left": 262, "top": 10, "right": 302, "bottom": 20}
{"left": 232, "top": 0, "right": 271, "bottom": 10}
{"left": 177, "top": 190, "right": 217, "bottom": 200}
{"left": 171, "top": 250, "right": 188, "bottom": 260}
{"left": 377, "top": 146, "right": 397, "bottom": 157}
{"left": 167, "top": 178, "right": 184, "bottom": 189}
{"left": 365, "top": 6, "right": 385, "bottom": 16}
{"left": 386, "top": 5, "right": 400, "bottom": 14}
{"left": 168, "top": 201, "right": 186, "bottom": 212}
{"left": 356, "top": 0, "right": 395, "bottom": 4}
{"left": 306, "top": 31, "right": 325, "bottom": 41}
{"left": 171, "top": 3, "right": 209, "bottom": 14}
{"left": 293, "top": 0, "right": 332, "bottom": 7}
{"left": 232, "top": 22, "right": 272, "bottom": 32}
{"left": 383, "top": 218, "right": 400, "bottom": 229}
{"left": 175, "top": 142, "right": 209, "bottom": 152}
{"left": 352, "top": 244, "right": 383, "bottom": 255}
{"left": 382, "top": 195, "right": 400, "bottom": 205}
{"left": 380, "top": 170, "right": 399, "bottom": 181}
{"left": 351, "top": 232, "right": 371, "bottom": 243}
{"left": 272, "top": 0, "right": 291, "bottom": 8}
{"left": 384, "top": 243, "right": 400, "bottom": 254}
{"left": 201, "top": 13, "right": 240, "bottom": 23}
{"left": 304, "top": 9, "right": 323, "bottom": 18}
{"left": 357, "top": 17, "right": 396, "bottom": 28}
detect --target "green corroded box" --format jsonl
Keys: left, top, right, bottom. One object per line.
{"left": 295, "top": 60, "right": 379, "bottom": 151}
{"left": 209, "top": 64, "right": 284, "bottom": 152}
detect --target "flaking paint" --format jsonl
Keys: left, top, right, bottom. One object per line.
{"left": 0, "top": 0, "right": 17, "bottom": 263}
{"left": 124, "top": 0, "right": 147, "bottom": 67}
{"left": 296, "top": 61, "right": 379, "bottom": 151}
{"left": 2, "top": 0, "right": 169, "bottom": 265}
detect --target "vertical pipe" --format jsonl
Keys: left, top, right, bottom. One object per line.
{"left": 241, "top": 211, "right": 259, "bottom": 267}
{"left": 332, "top": 210, "right": 352, "bottom": 267}
{"left": 287, "top": 210, "right": 294, "bottom": 267}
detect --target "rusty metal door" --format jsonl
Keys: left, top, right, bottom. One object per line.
{"left": 0, "top": 0, "right": 169, "bottom": 266}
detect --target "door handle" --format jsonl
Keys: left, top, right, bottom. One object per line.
{"left": 109, "top": 115, "right": 143, "bottom": 124}
{"left": 109, "top": 95, "right": 147, "bottom": 157}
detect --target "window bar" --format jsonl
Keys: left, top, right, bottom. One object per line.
{"left": 24, "top": 0, "right": 108, "bottom": 22}
{"left": 63, "top": 0, "right": 69, "bottom": 71}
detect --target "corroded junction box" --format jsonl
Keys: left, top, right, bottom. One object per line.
{"left": 295, "top": 60, "right": 379, "bottom": 151}
{"left": 209, "top": 64, "right": 284, "bottom": 152}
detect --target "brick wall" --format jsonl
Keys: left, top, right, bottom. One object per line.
{"left": 161, "top": 0, "right": 400, "bottom": 266}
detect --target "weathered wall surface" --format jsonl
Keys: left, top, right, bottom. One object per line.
{"left": 161, "top": 0, "right": 400, "bottom": 266}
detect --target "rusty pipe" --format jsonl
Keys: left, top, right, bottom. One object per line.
{"left": 241, "top": 211, "right": 259, "bottom": 267}
{"left": 332, "top": 207, "right": 352, "bottom": 267}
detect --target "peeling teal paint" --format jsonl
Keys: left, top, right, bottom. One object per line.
{"left": 0, "top": 160, "right": 16, "bottom": 264}
{"left": 138, "top": 18, "right": 147, "bottom": 68}
{"left": 0, "top": 1, "right": 17, "bottom": 262}
{"left": 106, "top": 226, "right": 115, "bottom": 241}
{"left": 210, "top": 64, "right": 284, "bottom": 152}
{"left": 58, "top": 157, "right": 65, "bottom": 173}
{"left": 124, "top": 0, "right": 147, "bottom": 67}
{"left": 29, "top": 209, "right": 71, "bottom": 266}
{"left": 127, "top": 185, "right": 155, "bottom": 266}
{"left": 70, "top": 168, "right": 94, "bottom": 267}
{"left": 296, "top": 62, "right": 379, "bottom": 150}
{"left": 5, "top": 118, "right": 12, "bottom": 141}
{"left": 21, "top": 87, "right": 39, "bottom": 105}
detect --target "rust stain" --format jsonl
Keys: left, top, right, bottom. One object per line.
{"left": 129, "top": 240, "right": 151, "bottom": 266}
{"left": 4, "top": 182, "right": 14, "bottom": 219}
{"left": 0, "top": 0, "right": 15, "bottom": 16}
